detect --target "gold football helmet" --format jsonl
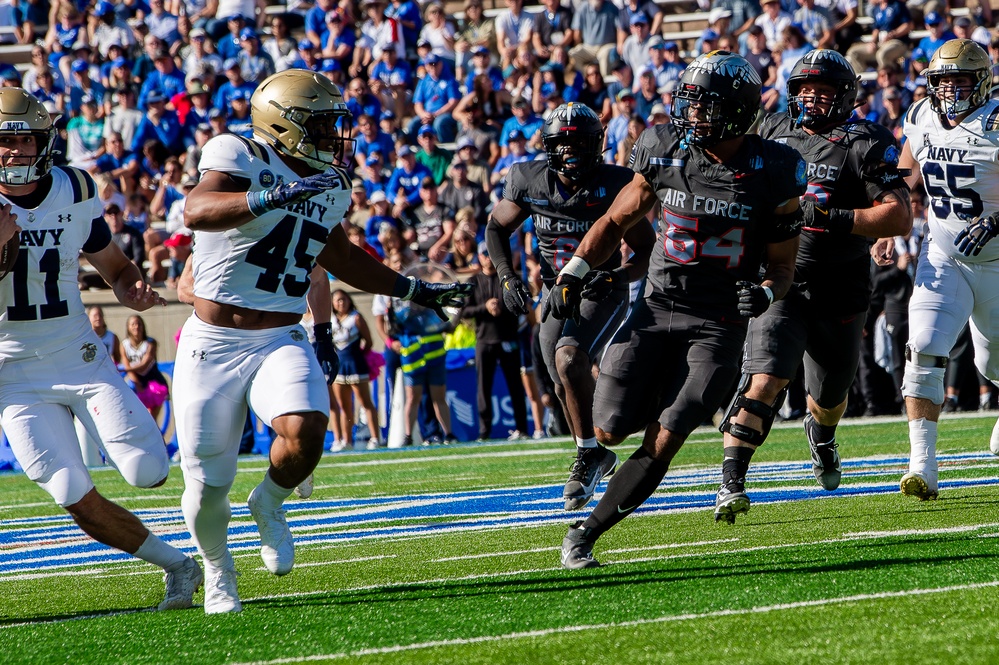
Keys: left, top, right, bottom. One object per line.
{"left": 925, "top": 39, "right": 991, "bottom": 119}
{"left": 251, "top": 69, "right": 353, "bottom": 170}
{"left": 0, "top": 88, "right": 58, "bottom": 185}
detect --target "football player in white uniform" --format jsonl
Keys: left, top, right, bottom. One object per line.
{"left": 175, "top": 70, "right": 471, "bottom": 614}
{"left": 0, "top": 89, "right": 204, "bottom": 611}
{"left": 887, "top": 39, "right": 999, "bottom": 500}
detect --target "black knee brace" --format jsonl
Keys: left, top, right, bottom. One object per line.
{"left": 719, "top": 375, "right": 787, "bottom": 446}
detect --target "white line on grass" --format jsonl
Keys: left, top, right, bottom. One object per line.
{"left": 229, "top": 579, "right": 999, "bottom": 664}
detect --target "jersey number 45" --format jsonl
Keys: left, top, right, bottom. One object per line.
{"left": 245, "top": 215, "right": 328, "bottom": 297}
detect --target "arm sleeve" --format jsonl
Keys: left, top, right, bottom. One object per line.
{"left": 82, "top": 216, "right": 113, "bottom": 254}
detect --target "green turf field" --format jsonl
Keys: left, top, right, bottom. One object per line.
{"left": 2, "top": 413, "right": 999, "bottom": 664}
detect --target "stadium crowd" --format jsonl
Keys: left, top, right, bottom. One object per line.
{"left": 5, "top": 0, "right": 999, "bottom": 443}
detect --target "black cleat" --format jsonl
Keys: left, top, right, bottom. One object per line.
{"left": 714, "top": 484, "right": 750, "bottom": 524}
{"left": 561, "top": 523, "right": 600, "bottom": 569}
{"left": 804, "top": 414, "right": 841, "bottom": 491}
{"left": 563, "top": 446, "right": 618, "bottom": 511}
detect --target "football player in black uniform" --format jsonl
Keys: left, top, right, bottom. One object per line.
{"left": 713, "top": 50, "right": 911, "bottom": 523}
{"left": 486, "top": 103, "right": 656, "bottom": 511}
{"left": 548, "top": 51, "right": 808, "bottom": 568}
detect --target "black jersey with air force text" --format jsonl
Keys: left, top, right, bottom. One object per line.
{"left": 759, "top": 114, "right": 906, "bottom": 314}
{"left": 504, "top": 160, "right": 636, "bottom": 284}
{"left": 631, "top": 124, "right": 807, "bottom": 320}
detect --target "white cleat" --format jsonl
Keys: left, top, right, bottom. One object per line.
{"left": 293, "top": 473, "right": 314, "bottom": 499}
{"left": 247, "top": 485, "right": 295, "bottom": 576}
{"left": 990, "top": 417, "right": 999, "bottom": 456}
{"left": 158, "top": 557, "right": 203, "bottom": 611}
{"left": 204, "top": 562, "right": 242, "bottom": 614}
{"left": 900, "top": 472, "right": 938, "bottom": 501}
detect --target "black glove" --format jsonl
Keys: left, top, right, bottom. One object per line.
{"left": 408, "top": 278, "right": 474, "bottom": 321}
{"left": 736, "top": 280, "right": 773, "bottom": 318}
{"left": 580, "top": 269, "right": 624, "bottom": 301}
{"left": 500, "top": 274, "right": 532, "bottom": 315}
{"left": 541, "top": 274, "right": 583, "bottom": 324}
{"left": 246, "top": 172, "right": 341, "bottom": 216}
{"left": 955, "top": 214, "right": 999, "bottom": 257}
{"left": 800, "top": 199, "right": 854, "bottom": 234}
{"left": 312, "top": 322, "right": 339, "bottom": 385}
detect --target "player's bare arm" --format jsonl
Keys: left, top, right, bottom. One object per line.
{"left": 85, "top": 242, "right": 167, "bottom": 311}
{"left": 761, "top": 198, "right": 801, "bottom": 302}
{"left": 850, "top": 184, "right": 913, "bottom": 239}
{"left": 184, "top": 171, "right": 260, "bottom": 232}
{"left": 307, "top": 265, "right": 332, "bottom": 325}
{"left": 618, "top": 217, "right": 656, "bottom": 281}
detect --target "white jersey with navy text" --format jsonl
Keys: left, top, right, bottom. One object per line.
{"left": 194, "top": 134, "right": 352, "bottom": 313}
{"left": 903, "top": 97, "right": 999, "bottom": 264}
{"left": 0, "top": 166, "right": 107, "bottom": 360}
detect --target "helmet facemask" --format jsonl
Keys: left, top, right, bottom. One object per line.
{"left": 788, "top": 80, "right": 852, "bottom": 130}
{"left": 927, "top": 71, "right": 989, "bottom": 120}
{"left": 273, "top": 106, "right": 354, "bottom": 170}
{"left": 543, "top": 132, "right": 602, "bottom": 180}
{"left": 670, "top": 88, "right": 728, "bottom": 148}
{"left": 0, "top": 127, "right": 57, "bottom": 186}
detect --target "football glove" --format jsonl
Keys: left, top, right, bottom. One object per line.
{"left": 580, "top": 269, "right": 625, "bottom": 301}
{"left": 405, "top": 278, "right": 473, "bottom": 321}
{"left": 312, "top": 322, "right": 339, "bottom": 385}
{"left": 800, "top": 199, "right": 854, "bottom": 235}
{"left": 955, "top": 213, "right": 999, "bottom": 257}
{"left": 501, "top": 274, "right": 532, "bottom": 316}
{"left": 246, "top": 172, "right": 341, "bottom": 216}
{"left": 541, "top": 274, "right": 583, "bottom": 324}
{"left": 736, "top": 280, "right": 773, "bottom": 318}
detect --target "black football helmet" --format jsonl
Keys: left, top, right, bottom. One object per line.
{"left": 670, "top": 51, "right": 761, "bottom": 148}
{"left": 541, "top": 102, "right": 604, "bottom": 180}
{"left": 786, "top": 49, "right": 858, "bottom": 129}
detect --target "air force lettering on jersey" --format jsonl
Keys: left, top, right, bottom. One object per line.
{"left": 0, "top": 165, "right": 107, "bottom": 359}
{"left": 194, "top": 133, "right": 351, "bottom": 313}
{"left": 904, "top": 96, "right": 999, "bottom": 264}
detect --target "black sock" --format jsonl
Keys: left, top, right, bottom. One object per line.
{"left": 807, "top": 417, "right": 837, "bottom": 444}
{"left": 582, "top": 447, "right": 669, "bottom": 539}
{"left": 721, "top": 446, "right": 755, "bottom": 488}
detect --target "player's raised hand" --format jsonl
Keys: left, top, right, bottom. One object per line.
{"left": 501, "top": 274, "right": 532, "bottom": 315}
{"left": 246, "top": 172, "right": 342, "bottom": 216}
{"left": 406, "top": 278, "right": 474, "bottom": 321}
{"left": 736, "top": 280, "right": 773, "bottom": 318}
{"left": 541, "top": 274, "right": 582, "bottom": 324}
{"left": 955, "top": 213, "right": 999, "bottom": 257}
{"left": 123, "top": 280, "right": 168, "bottom": 310}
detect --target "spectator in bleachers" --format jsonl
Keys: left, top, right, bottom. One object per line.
{"left": 183, "top": 120, "right": 213, "bottom": 175}
{"left": 46, "top": 4, "right": 85, "bottom": 79}
{"left": 149, "top": 155, "right": 184, "bottom": 218}
{"left": 124, "top": 190, "right": 150, "bottom": 231}
{"left": 345, "top": 77, "right": 382, "bottom": 123}
{"left": 756, "top": 0, "right": 793, "bottom": 50}
{"left": 305, "top": 0, "right": 335, "bottom": 48}
{"left": 322, "top": 12, "right": 355, "bottom": 67}
{"left": 439, "top": 160, "right": 488, "bottom": 226}
{"left": 634, "top": 69, "right": 663, "bottom": 119}
{"left": 794, "top": 0, "right": 834, "bottom": 48}
{"left": 914, "top": 11, "right": 954, "bottom": 60}
{"left": 207, "top": 106, "right": 227, "bottom": 136}
{"left": 605, "top": 88, "right": 635, "bottom": 159}
{"left": 14, "top": 0, "right": 49, "bottom": 44}
{"left": 615, "top": 113, "right": 645, "bottom": 165}
{"left": 617, "top": 0, "right": 663, "bottom": 52}
{"left": 387, "top": 0, "right": 422, "bottom": 55}
{"left": 131, "top": 35, "right": 163, "bottom": 85}
{"left": 181, "top": 78, "right": 213, "bottom": 136}
{"left": 641, "top": 39, "right": 685, "bottom": 93}
{"left": 103, "top": 87, "right": 142, "bottom": 150}
{"left": 953, "top": 15, "right": 990, "bottom": 48}
{"left": 452, "top": 136, "right": 492, "bottom": 191}
{"left": 371, "top": 45, "right": 414, "bottom": 117}
{"left": 31, "top": 67, "right": 66, "bottom": 115}
{"left": 363, "top": 152, "right": 390, "bottom": 195}
{"left": 101, "top": 50, "right": 131, "bottom": 92}
{"left": 214, "top": 57, "right": 256, "bottom": 108}
{"left": 490, "top": 127, "right": 531, "bottom": 189}
{"left": 496, "top": 0, "right": 533, "bottom": 68}
{"left": 870, "top": 62, "right": 912, "bottom": 111}
{"left": 443, "top": 222, "right": 481, "bottom": 275}
{"left": 182, "top": 27, "right": 224, "bottom": 76}
{"left": 389, "top": 144, "right": 433, "bottom": 214}
{"left": 264, "top": 14, "right": 298, "bottom": 71}
{"left": 215, "top": 13, "right": 247, "bottom": 59}
{"left": 355, "top": 114, "right": 396, "bottom": 167}
{"left": 455, "top": 0, "right": 496, "bottom": 79}
{"left": 91, "top": 2, "right": 136, "bottom": 56}
{"left": 569, "top": 0, "right": 619, "bottom": 78}
{"left": 813, "top": 0, "right": 859, "bottom": 52}
{"left": 145, "top": 0, "right": 180, "bottom": 45}
{"left": 708, "top": 7, "right": 734, "bottom": 37}
{"left": 237, "top": 27, "right": 275, "bottom": 82}
{"left": 696, "top": 27, "right": 720, "bottom": 55}
{"left": 411, "top": 53, "right": 460, "bottom": 142}
{"left": 24, "top": 44, "right": 63, "bottom": 94}
{"left": 846, "top": 0, "right": 910, "bottom": 73}
{"left": 878, "top": 85, "right": 904, "bottom": 139}
{"left": 620, "top": 13, "right": 654, "bottom": 75}
{"left": 533, "top": 0, "right": 572, "bottom": 67}
{"left": 132, "top": 90, "right": 184, "bottom": 154}
{"left": 420, "top": 2, "right": 456, "bottom": 68}
{"left": 290, "top": 37, "right": 321, "bottom": 70}
{"left": 68, "top": 58, "right": 105, "bottom": 117}
{"left": 658, "top": 78, "right": 676, "bottom": 114}
{"left": 499, "top": 96, "right": 542, "bottom": 154}
{"left": 504, "top": 42, "right": 540, "bottom": 103}
{"left": 365, "top": 192, "right": 400, "bottom": 253}
{"left": 139, "top": 49, "right": 184, "bottom": 111}
{"left": 415, "top": 125, "right": 452, "bottom": 184}
{"left": 104, "top": 201, "right": 147, "bottom": 273}
{"left": 407, "top": 175, "right": 455, "bottom": 262}
{"left": 225, "top": 89, "right": 253, "bottom": 137}
{"left": 66, "top": 94, "right": 104, "bottom": 168}
{"left": 715, "top": 0, "right": 763, "bottom": 40}
{"left": 357, "top": 0, "right": 406, "bottom": 76}
{"left": 94, "top": 130, "right": 139, "bottom": 193}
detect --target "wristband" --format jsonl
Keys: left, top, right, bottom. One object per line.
{"left": 761, "top": 285, "right": 774, "bottom": 305}
{"left": 246, "top": 190, "right": 272, "bottom": 217}
{"left": 313, "top": 322, "right": 333, "bottom": 342}
{"left": 560, "top": 256, "right": 591, "bottom": 280}
{"left": 392, "top": 275, "right": 418, "bottom": 300}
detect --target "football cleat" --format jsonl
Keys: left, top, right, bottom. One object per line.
{"left": 990, "top": 417, "right": 999, "bottom": 456}
{"left": 247, "top": 485, "right": 295, "bottom": 576}
{"left": 561, "top": 524, "right": 600, "bottom": 569}
{"left": 900, "top": 472, "right": 938, "bottom": 501}
{"left": 158, "top": 557, "right": 203, "bottom": 611}
{"left": 714, "top": 484, "right": 751, "bottom": 524}
{"left": 204, "top": 562, "right": 242, "bottom": 614}
{"left": 804, "top": 414, "right": 841, "bottom": 491}
{"left": 293, "top": 473, "right": 314, "bottom": 499}
{"left": 563, "top": 446, "right": 618, "bottom": 511}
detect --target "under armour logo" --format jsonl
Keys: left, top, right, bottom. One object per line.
{"left": 57, "top": 214, "right": 71, "bottom": 224}
{"left": 192, "top": 350, "right": 207, "bottom": 361}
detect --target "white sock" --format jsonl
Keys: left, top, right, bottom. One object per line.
{"left": 908, "top": 418, "right": 938, "bottom": 483}
{"left": 257, "top": 470, "right": 294, "bottom": 506}
{"left": 134, "top": 532, "right": 187, "bottom": 572}
{"left": 182, "top": 478, "right": 233, "bottom": 566}
{"left": 575, "top": 436, "right": 598, "bottom": 449}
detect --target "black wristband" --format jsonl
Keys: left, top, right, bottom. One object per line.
{"left": 828, "top": 207, "right": 855, "bottom": 234}
{"left": 313, "top": 322, "right": 333, "bottom": 342}
{"left": 392, "top": 274, "right": 413, "bottom": 298}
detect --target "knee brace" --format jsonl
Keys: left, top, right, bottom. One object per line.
{"left": 719, "top": 374, "right": 787, "bottom": 446}
{"left": 902, "top": 344, "right": 947, "bottom": 405}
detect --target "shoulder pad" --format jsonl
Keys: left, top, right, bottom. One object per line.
{"left": 54, "top": 165, "right": 97, "bottom": 203}
{"left": 981, "top": 101, "right": 999, "bottom": 133}
{"left": 757, "top": 112, "right": 785, "bottom": 139}
{"left": 904, "top": 97, "right": 930, "bottom": 126}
